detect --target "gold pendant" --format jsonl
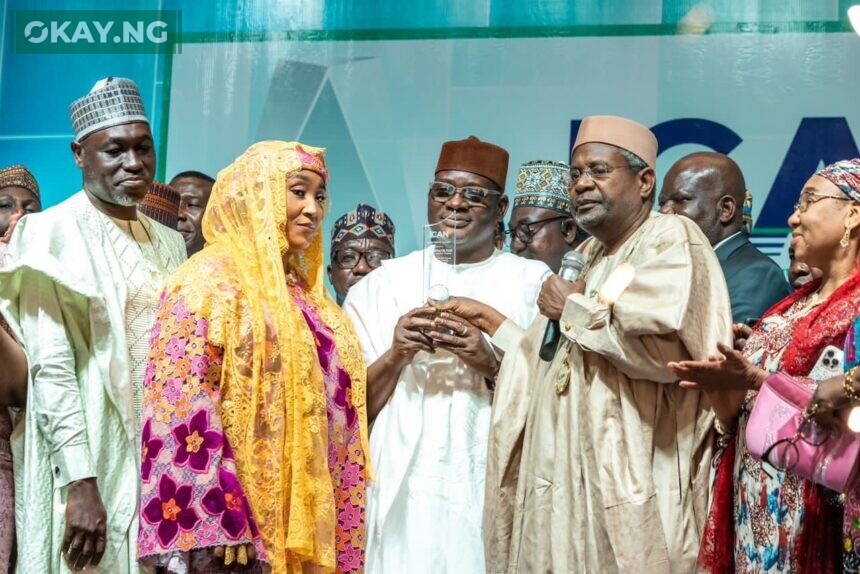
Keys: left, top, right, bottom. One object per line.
{"left": 555, "top": 359, "right": 571, "bottom": 395}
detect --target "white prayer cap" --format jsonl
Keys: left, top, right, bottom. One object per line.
{"left": 69, "top": 77, "right": 149, "bottom": 141}
{"left": 573, "top": 115, "right": 658, "bottom": 169}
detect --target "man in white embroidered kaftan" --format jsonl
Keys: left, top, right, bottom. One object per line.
{"left": 0, "top": 77, "right": 186, "bottom": 573}
{"left": 344, "top": 136, "right": 551, "bottom": 573}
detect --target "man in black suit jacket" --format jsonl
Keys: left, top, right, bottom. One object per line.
{"left": 658, "top": 152, "right": 790, "bottom": 324}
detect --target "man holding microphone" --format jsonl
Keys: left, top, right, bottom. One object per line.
{"left": 442, "top": 116, "right": 732, "bottom": 573}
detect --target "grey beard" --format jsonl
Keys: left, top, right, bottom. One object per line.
{"left": 88, "top": 185, "right": 141, "bottom": 207}
{"left": 574, "top": 203, "right": 608, "bottom": 229}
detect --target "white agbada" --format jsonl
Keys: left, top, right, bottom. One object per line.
{"left": 0, "top": 192, "right": 186, "bottom": 573}
{"left": 343, "top": 247, "right": 550, "bottom": 573}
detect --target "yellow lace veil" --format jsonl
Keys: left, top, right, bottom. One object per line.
{"left": 163, "top": 141, "right": 369, "bottom": 572}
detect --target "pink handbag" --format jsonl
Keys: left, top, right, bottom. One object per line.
{"left": 745, "top": 371, "right": 860, "bottom": 493}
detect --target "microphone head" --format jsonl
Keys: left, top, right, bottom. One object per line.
{"left": 558, "top": 250, "right": 586, "bottom": 281}
{"left": 561, "top": 250, "right": 585, "bottom": 271}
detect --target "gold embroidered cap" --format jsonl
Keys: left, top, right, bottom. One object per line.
{"left": 0, "top": 165, "right": 39, "bottom": 200}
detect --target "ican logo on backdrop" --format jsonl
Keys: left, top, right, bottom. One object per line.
{"left": 570, "top": 118, "right": 860, "bottom": 259}
{"left": 11, "top": 10, "right": 181, "bottom": 54}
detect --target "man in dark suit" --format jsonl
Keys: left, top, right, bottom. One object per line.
{"left": 658, "top": 152, "right": 790, "bottom": 324}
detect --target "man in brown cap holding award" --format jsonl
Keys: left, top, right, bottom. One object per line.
{"left": 483, "top": 116, "right": 732, "bottom": 573}
{"left": 0, "top": 77, "right": 186, "bottom": 573}
{"left": 344, "top": 136, "right": 550, "bottom": 573}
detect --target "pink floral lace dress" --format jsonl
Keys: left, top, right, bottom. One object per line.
{"left": 138, "top": 283, "right": 367, "bottom": 573}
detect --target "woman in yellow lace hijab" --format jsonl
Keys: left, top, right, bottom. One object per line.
{"left": 139, "top": 141, "right": 369, "bottom": 573}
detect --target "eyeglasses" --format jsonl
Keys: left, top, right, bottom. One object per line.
{"left": 429, "top": 181, "right": 501, "bottom": 206}
{"left": 569, "top": 163, "right": 638, "bottom": 185}
{"left": 794, "top": 191, "right": 852, "bottom": 214}
{"left": 332, "top": 248, "right": 392, "bottom": 270}
{"left": 759, "top": 404, "right": 833, "bottom": 473}
{"left": 508, "top": 215, "right": 567, "bottom": 245}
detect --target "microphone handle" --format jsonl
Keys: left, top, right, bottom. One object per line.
{"left": 539, "top": 319, "right": 561, "bottom": 361}
{"left": 538, "top": 263, "right": 581, "bottom": 362}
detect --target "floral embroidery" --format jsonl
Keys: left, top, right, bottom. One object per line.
{"left": 197, "top": 522, "right": 219, "bottom": 546}
{"left": 140, "top": 419, "right": 164, "bottom": 482}
{"left": 154, "top": 397, "right": 175, "bottom": 424}
{"left": 172, "top": 409, "right": 223, "bottom": 473}
{"left": 189, "top": 354, "right": 209, "bottom": 380}
{"left": 174, "top": 394, "right": 192, "bottom": 419}
{"left": 845, "top": 319, "right": 860, "bottom": 573}
{"left": 194, "top": 317, "right": 208, "bottom": 338}
{"left": 341, "top": 460, "right": 361, "bottom": 489}
{"left": 144, "top": 362, "right": 156, "bottom": 387}
{"left": 201, "top": 468, "right": 252, "bottom": 540}
{"left": 177, "top": 531, "right": 197, "bottom": 552}
{"left": 304, "top": 309, "right": 334, "bottom": 373}
{"left": 164, "top": 336, "right": 186, "bottom": 362}
{"left": 163, "top": 377, "right": 184, "bottom": 403}
{"left": 349, "top": 487, "right": 365, "bottom": 508}
{"left": 140, "top": 285, "right": 366, "bottom": 571}
{"left": 142, "top": 473, "right": 199, "bottom": 548}
{"left": 292, "top": 287, "right": 367, "bottom": 573}
{"left": 340, "top": 546, "right": 363, "bottom": 572}
{"left": 171, "top": 297, "right": 192, "bottom": 324}
{"left": 144, "top": 379, "right": 164, "bottom": 409}
{"left": 139, "top": 292, "right": 267, "bottom": 564}
{"left": 173, "top": 355, "right": 192, "bottom": 381}
{"left": 334, "top": 368, "right": 357, "bottom": 429}
{"left": 339, "top": 504, "right": 362, "bottom": 532}
{"left": 139, "top": 535, "right": 156, "bottom": 556}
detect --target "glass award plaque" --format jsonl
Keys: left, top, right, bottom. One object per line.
{"left": 423, "top": 215, "right": 458, "bottom": 304}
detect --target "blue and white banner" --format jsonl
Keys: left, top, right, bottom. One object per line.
{"left": 160, "top": 32, "right": 857, "bottom": 265}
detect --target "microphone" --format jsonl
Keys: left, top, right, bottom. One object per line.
{"left": 539, "top": 251, "right": 586, "bottom": 361}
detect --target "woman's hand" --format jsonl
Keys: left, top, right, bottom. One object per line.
{"left": 429, "top": 297, "right": 506, "bottom": 336}
{"left": 668, "top": 342, "right": 763, "bottom": 425}
{"left": 732, "top": 323, "right": 753, "bottom": 352}
{"left": 810, "top": 373, "right": 855, "bottom": 432}
{"left": 213, "top": 544, "right": 258, "bottom": 570}
{"left": 668, "top": 342, "right": 767, "bottom": 392}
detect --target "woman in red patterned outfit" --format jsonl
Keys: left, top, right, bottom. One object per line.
{"left": 670, "top": 159, "right": 860, "bottom": 573}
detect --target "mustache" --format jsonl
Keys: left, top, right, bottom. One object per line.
{"left": 573, "top": 195, "right": 605, "bottom": 208}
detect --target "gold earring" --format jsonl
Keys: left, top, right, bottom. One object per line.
{"left": 842, "top": 226, "right": 852, "bottom": 248}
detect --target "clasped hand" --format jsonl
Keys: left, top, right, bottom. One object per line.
{"left": 392, "top": 305, "right": 499, "bottom": 379}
